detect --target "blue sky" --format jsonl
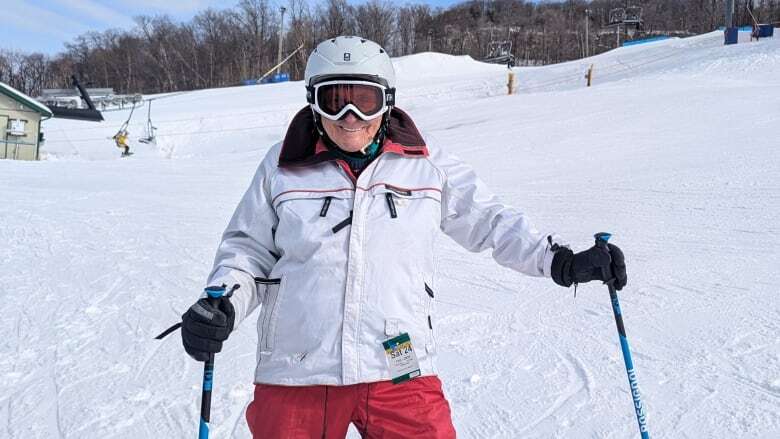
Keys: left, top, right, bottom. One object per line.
{"left": 2, "top": 0, "right": 462, "bottom": 55}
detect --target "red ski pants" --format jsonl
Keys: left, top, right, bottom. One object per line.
{"left": 245, "top": 376, "right": 456, "bottom": 438}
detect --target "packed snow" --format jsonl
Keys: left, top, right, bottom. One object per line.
{"left": 2, "top": 30, "right": 779, "bottom": 438}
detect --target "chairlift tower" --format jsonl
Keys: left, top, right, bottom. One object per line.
{"left": 607, "top": 2, "right": 643, "bottom": 48}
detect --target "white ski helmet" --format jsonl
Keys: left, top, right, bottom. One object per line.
{"left": 305, "top": 36, "right": 396, "bottom": 88}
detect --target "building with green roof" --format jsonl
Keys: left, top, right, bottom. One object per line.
{"left": 0, "top": 81, "right": 52, "bottom": 160}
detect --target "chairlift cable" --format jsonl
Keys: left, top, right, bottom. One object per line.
{"left": 48, "top": 122, "right": 289, "bottom": 144}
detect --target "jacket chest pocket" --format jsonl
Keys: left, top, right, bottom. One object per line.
{"left": 272, "top": 190, "right": 355, "bottom": 247}
{"left": 367, "top": 185, "right": 442, "bottom": 224}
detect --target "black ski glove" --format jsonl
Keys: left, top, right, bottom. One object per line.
{"left": 551, "top": 241, "right": 627, "bottom": 291}
{"left": 181, "top": 294, "right": 235, "bottom": 362}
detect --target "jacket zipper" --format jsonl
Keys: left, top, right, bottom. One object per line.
{"left": 385, "top": 193, "right": 398, "bottom": 218}
{"left": 424, "top": 282, "right": 434, "bottom": 329}
{"left": 424, "top": 283, "right": 436, "bottom": 356}
{"left": 332, "top": 210, "right": 353, "bottom": 233}
{"left": 255, "top": 276, "right": 281, "bottom": 350}
{"left": 320, "top": 196, "right": 332, "bottom": 217}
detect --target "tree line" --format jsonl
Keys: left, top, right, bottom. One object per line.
{"left": 1, "top": 0, "right": 779, "bottom": 97}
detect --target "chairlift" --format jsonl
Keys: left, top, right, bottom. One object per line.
{"left": 624, "top": 7, "right": 643, "bottom": 26}
{"left": 138, "top": 100, "right": 157, "bottom": 144}
{"left": 609, "top": 8, "right": 626, "bottom": 27}
{"left": 483, "top": 41, "right": 515, "bottom": 67}
{"left": 487, "top": 41, "right": 512, "bottom": 58}
{"left": 110, "top": 102, "right": 136, "bottom": 157}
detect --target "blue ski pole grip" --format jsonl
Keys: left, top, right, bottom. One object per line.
{"left": 594, "top": 232, "right": 614, "bottom": 284}
{"left": 594, "top": 232, "right": 612, "bottom": 246}
{"left": 204, "top": 285, "right": 225, "bottom": 300}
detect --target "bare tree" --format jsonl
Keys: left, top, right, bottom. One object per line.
{"left": 396, "top": 6, "right": 417, "bottom": 55}
{"left": 136, "top": 15, "right": 181, "bottom": 91}
{"left": 285, "top": 0, "right": 316, "bottom": 80}
{"left": 238, "top": 0, "right": 272, "bottom": 75}
{"left": 317, "top": 0, "right": 355, "bottom": 38}
{"left": 353, "top": 0, "right": 396, "bottom": 53}
{"left": 4, "top": 0, "right": 774, "bottom": 95}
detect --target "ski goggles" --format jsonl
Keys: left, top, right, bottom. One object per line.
{"left": 307, "top": 80, "right": 395, "bottom": 121}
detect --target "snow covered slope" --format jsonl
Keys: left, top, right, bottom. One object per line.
{"left": 2, "top": 30, "right": 779, "bottom": 438}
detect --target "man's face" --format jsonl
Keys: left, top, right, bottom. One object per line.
{"left": 321, "top": 111, "right": 382, "bottom": 153}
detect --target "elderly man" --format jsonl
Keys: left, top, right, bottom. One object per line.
{"left": 180, "top": 36, "right": 627, "bottom": 438}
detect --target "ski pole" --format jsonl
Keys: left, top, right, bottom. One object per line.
{"left": 198, "top": 284, "right": 231, "bottom": 439}
{"left": 594, "top": 232, "right": 649, "bottom": 439}
{"left": 154, "top": 284, "right": 239, "bottom": 438}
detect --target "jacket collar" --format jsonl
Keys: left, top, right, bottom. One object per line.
{"left": 278, "top": 106, "right": 428, "bottom": 168}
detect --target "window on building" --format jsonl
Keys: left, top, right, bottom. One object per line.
{"left": 7, "top": 119, "right": 27, "bottom": 136}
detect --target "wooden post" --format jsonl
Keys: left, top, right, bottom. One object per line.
{"left": 585, "top": 64, "right": 594, "bottom": 87}
{"left": 507, "top": 70, "right": 515, "bottom": 95}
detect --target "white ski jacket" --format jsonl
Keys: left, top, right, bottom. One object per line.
{"left": 207, "top": 107, "right": 560, "bottom": 385}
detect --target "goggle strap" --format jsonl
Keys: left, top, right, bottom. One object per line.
{"left": 386, "top": 87, "right": 395, "bottom": 106}
{"left": 306, "top": 85, "right": 315, "bottom": 104}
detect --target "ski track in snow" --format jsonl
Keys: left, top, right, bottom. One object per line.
{"left": 2, "top": 31, "right": 780, "bottom": 438}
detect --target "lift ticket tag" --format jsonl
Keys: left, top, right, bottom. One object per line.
{"left": 382, "top": 332, "right": 421, "bottom": 384}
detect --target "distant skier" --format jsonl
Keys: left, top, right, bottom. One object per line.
{"left": 112, "top": 129, "right": 131, "bottom": 157}
{"left": 180, "top": 36, "right": 627, "bottom": 438}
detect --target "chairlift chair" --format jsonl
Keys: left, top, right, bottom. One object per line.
{"left": 487, "top": 41, "right": 512, "bottom": 58}
{"left": 107, "top": 102, "right": 139, "bottom": 157}
{"left": 609, "top": 8, "right": 626, "bottom": 27}
{"left": 624, "top": 6, "right": 643, "bottom": 27}
{"left": 138, "top": 100, "right": 157, "bottom": 144}
{"left": 483, "top": 41, "right": 515, "bottom": 67}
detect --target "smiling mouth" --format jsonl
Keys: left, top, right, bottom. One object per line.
{"left": 339, "top": 126, "right": 364, "bottom": 133}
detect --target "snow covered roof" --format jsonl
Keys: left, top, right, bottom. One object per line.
{"left": 0, "top": 81, "right": 53, "bottom": 118}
